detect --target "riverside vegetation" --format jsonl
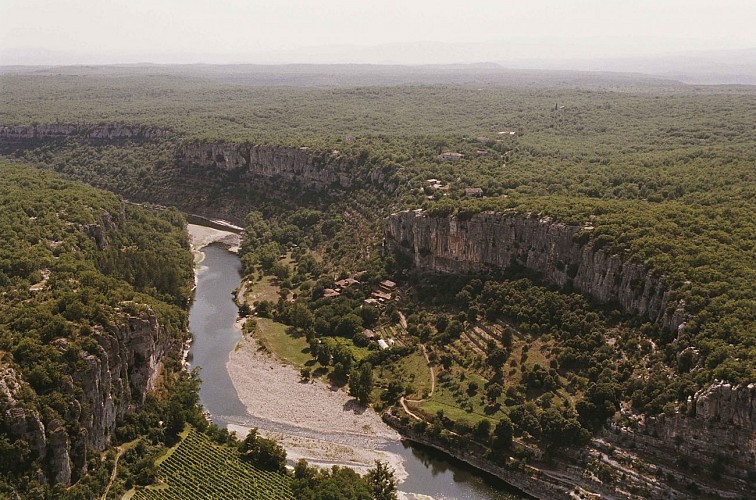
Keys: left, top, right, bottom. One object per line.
{"left": 0, "top": 162, "right": 196, "bottom": 498}
{"left": 0, "top": 65, "right": 754, "bottom": 497}
{"left": 0, "top": 163, "right": 398, "bottom": 499}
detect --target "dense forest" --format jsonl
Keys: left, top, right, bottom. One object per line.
{"left": 4, "top": 69, "right": 749, "bottom": 382}
{"left": 0, "top": 66, "right": 753, "bottom": 497}
{"left": 0, "top": 162, "right": 197, "bottom": 497}
{"left": 0, "top": 162, "right": 397, "bottom": 499}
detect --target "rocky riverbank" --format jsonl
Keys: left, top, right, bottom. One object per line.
{"left": 226, "top": 333, "right": 407, "bottom": 480}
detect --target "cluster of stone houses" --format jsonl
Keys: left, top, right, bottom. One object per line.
{"left": 438, "top": 151, "right": 464, "bottom": 161}
{"left": 323, "top": 276, "right": 360, "bottom": 298}
{"left": 420, "top": 178, "right": 450, "bottom": 199}
{"left": 321, "top": 276, "right": 400, "bottom": 350}
{"left": 364, "top": 279, "right": 398, "bottom": 305}
{"left": 464, "top": 187, "right": 484, "bottom": 197}
{"left": 322, "top": 277, "right": 398, "bottom": 306}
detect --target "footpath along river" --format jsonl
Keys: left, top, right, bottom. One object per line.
{"left": 187, "top": 226, "right": 526, "bottom": 499}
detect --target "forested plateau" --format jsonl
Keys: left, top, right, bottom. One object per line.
{"left": 0, "top": 162, "right": 196, "bottom": 497}
{"left": 0, "top": 66, "right": 754, "bottom": 498}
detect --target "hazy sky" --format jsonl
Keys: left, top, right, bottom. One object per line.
{"left": 1, "top": 0, "right": 755, "bottom": 64}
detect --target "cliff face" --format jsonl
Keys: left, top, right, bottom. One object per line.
{"left": 75, "top": 310, "right": 171, "bottom": 450}
{"left": 641, "top": 382, "right": 755, "bottom": 467}
{"left": 385, "top": 209, "right": 684, "bottom": 331}
{"left": 386, "top": 210, "right": 755, "bottom": 496}
{"left": 0, "top": 308, "right": 171, "bottom": 485}
{"left": 176, "top": 141, "right": 398, "bottom": 193}
{"left": 0, "top": 127, "right": 400, "bottom": 224}
{"left": 600, "top": 382, "right": 756, "bottom": 495}
{"left": 0, "top": 124, "right": 171, "bottom": 152}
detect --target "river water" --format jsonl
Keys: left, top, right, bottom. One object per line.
{"left": 188, "top": 243, "right": 526, "bottom": 499}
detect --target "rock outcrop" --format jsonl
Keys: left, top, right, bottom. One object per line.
{"left": 1, "top": 370, "right": 48, "bottom": 457}
{"left": 386, "top": 209, "right": 756, "bottom": 496}
{"left": 176, "top": 141, "right": 398, "bottom": 193}
{"left": 595, "top": 382, "right": 756, "bottom": 496}
{"left": 0, "top": 307, "right": 173, "bottom": 485}
{"left": 641, "top": 382, "right": 755, "bottom": 469}
{"left": 385, "top": 209, "right": 685, "bottom": 331}
{"left": 0, "top": 127, "right": 401, "bottom": 224}
{"left": 78, "top": 310, "right": 171, "bottom": 451}
{"left": 0, "top": 124, "right": 170, "bottom": 152}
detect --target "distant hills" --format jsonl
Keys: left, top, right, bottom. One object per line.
{"left": 0, "top": 61, "right": 689, "bottom": 88}
{"left": 2, "top": 44, "right": 754, "bottom": 85}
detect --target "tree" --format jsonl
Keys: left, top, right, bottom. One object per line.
{"left": 474, "top": 419, "right": 492, "bottom": 441}
{"left": 296, "top": 254, "right": 321, "bottom": 277}
{"left": 271, "top": 261, "right": 291, "bottom": 281}
{"left": 331, "top": 343, "right": 354, "bottom": 369}
{"left": 366, "top": 461, "right": 398, "bottom": 500}
{"left": 314, "top": 341, "right": 332, "bottom": 366}
{"left": 487, "top": 347, "right": 509, "bottom": 371}
{"left": 444, "top": 320, "right": 463, "bottom": 339}
{"left": 293, "top": 464, "right": 372, "bottom": 499}
{"left": 294, "top": 458, "right": 315, "bottom": 481}
{"left": 256, "top": 242, "right": 281, "bottom": 273}
{"left": 240, "top": 428, "right": 287, "bottom": 473}
{"left": 486, "top": 383, "right": 503, "bottom": 402}
{"left": 333, "top": 362, "right": 349, "bottom": 382}
{"left": 288, "top": 302, "right": 314, "bottom": 330}
{"left": 164, "top": 400, "right": 185, "bottom": 444}
{"left": 360, "top": 304, "right": 380, "bottom": 327}
{"left": 467, "top": 381, "right": 479, "bottom": 396}
{"left": 577, "top": 382, "right": 619, "bottom": 428}
{"left": 539, "top": 408, "right": 590, "bottom": 447}
{"left": 0, "top": 436, "right": 31, "bottom": 475}
{"left": 381, "top": 381, "right": 405, "bottom": 404}
{"left": 490, "top": 416, "right": 513, "bottom": 462}
{"left": 254, "top": 300, "right": 274, "bottom": 318}
{"left": 336, "top": 314, "right": 363, "bottom": 338}
{"left": 349, "top": 363, "right": 373, "bottom": 406}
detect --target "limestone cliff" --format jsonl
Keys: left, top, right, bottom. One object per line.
{"left": 0, "top": 124, "right": 170, "bottom": 152}
{"left": 637, "top": 382, "right": 755, "bottom": 474}
{"left": 0, "top": 126, "right": 400, "bottom": 224}
{"left": 0, "top": 308, "right": 172, "bottom": 485}
{"left": 176, "top": 140, "right": 399, "bottom": 193}
{"left": 75, "top": 309, "right": 171, "bottom": 450}
{"left": 384, "top": 209, "right": 686, "bottom": 331}
{"left": 385, "top": 209, "right": 755, "bottom": 496}
{"left": 595, "top": 382, "right": 756, "bottom": 496}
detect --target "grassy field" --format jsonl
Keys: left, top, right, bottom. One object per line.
{"left": 254, "top": 318, "right": 313, "bottom": 368}
{"left": 328, "top": 336, "right": 372, "bottom": 362}
{"left": 243, "top": 276, "right": 281, "bottom": 303}
{"left": 417, "top": 373, "right": 497, "bottom": 426}
{"left": 379, "top": 350, "right": 434, "bottom": 399}
{"left": 241, "top": 265, "right": 316, "bottom": 369}
{"left": 131, "top": 429, "right": 293, "bottom": 500}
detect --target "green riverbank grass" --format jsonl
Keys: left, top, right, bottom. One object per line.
{"left": 254, "top": 318, "right": 313, "bottom": 368}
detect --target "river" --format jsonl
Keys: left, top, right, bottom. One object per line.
{"left": 188, "top": 242, "right": 526, "bottom": 499}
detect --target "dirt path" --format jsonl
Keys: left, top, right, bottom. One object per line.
{"left": 422, "top": 345, "right": 435, "bottom": 398}
{"left": 398, "top": 311, "right": 408, "bottom": 330}
{"left": 400, "top": 397, "right": 424, "bottom": 421}
{"left": 401, "top": 344, "right": 437, "bottom": 423}
{"left": 100, "top": 446, "right": 124, "bottom": 500}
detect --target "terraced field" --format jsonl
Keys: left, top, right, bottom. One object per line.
{"left": 132, "top": 430, "right": 293, "bottom": 500}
